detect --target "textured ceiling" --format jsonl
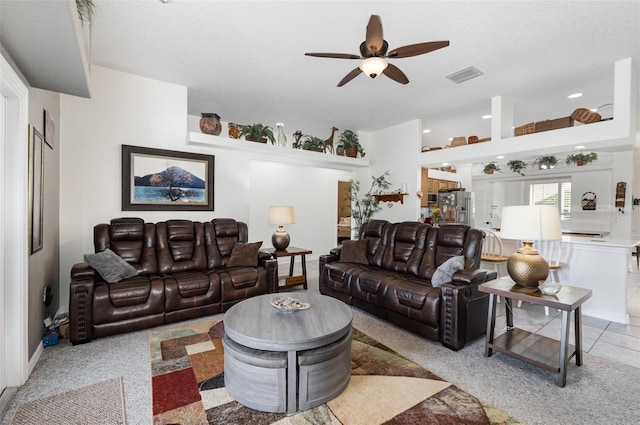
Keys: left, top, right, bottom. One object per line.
{"left": 2, "top": 1, "right": 639, "bottom": 147}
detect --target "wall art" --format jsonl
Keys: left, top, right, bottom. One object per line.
{"left": 122, "top": 145, "right": 214, "bottom": 211}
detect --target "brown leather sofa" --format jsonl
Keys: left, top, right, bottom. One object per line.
{"left": 69, "top": 217, "right": 277, "bottom": 344}
{"left": 319, "top": 220, "right": 496, "bottom": 351}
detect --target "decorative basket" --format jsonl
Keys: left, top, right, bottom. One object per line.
{"left": 571, "top": 108, "right": 602, "bottom": 124}
{"left": 581, "top": 191, "right": 597, "bottom": 210}
{"left": 514, "top": 122, "right": 535, "bottom": 136}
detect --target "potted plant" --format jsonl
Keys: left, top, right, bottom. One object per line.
{"left": 338, "top": 129, "right": 365, "bottom": 158}
{"left": 301, "top": 135, "right": 326, "bottom": 152}
{"left": 507, "top": 159, "right": 527, "bottom": 176}
{"left": 238, "top": 123, "right": 276, "bottom": 144}
{"left": 347, "top": 171, "right": 392, "bottom": 235}
{"left": 482, "top": 161, "right": 501, "bottom": 175}
{"left": 535, "top": 155, "right": 558, "bottom": 170}
{"left": 566, "top": 152, "right": 598, "bottom": 166}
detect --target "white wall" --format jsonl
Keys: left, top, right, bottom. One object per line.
{"left": 59, "top": 66, "right": 357, "bottom": 305}
{"left": 359, "top": 119, "right": 423, "bottom": 223}
{"left": 249, "top": 161, "right": 353, "bottom": 259}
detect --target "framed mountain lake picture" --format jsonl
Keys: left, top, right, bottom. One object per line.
{"left": 122, "top": 145, "right": 214, "bottom": 211}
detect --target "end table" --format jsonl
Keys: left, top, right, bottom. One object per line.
{"left": 263, "top": 246, "right": 312, "bottom": 291}
{"left": 479, "top": 277, "right": 592, "bottom": 387}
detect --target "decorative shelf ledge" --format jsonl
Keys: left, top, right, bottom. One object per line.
{"left": 374, "top": 193, "right": 408, "bottom": 204}
{"left": 187, "top": 132, "right": 369, "bottom": 171}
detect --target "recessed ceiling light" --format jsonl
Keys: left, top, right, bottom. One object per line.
{"left": 448, "top": 137, "right": 453, "bottom": 141}
{"left": 276, "top": 122, "right": 284, "bottom": 127}
{"left": 589, "top": 108, "right": 598, "bottom": 112}
{"left": 575, "top": 145, "right": 586, "bottom": 149}
{"left": 568, "top": 93, "right": 583, "bottom": 99}
{"left": 442, "top": 162, "right": 449, "bottom": 166}
{"left": 482, "top": 115, "right": 492, "bottom": 119}
{"left": 423, "top": 129, "right": 431, "bottom": 133}
{"left": 496, "top": 155, "right": 505, "bottom": 159}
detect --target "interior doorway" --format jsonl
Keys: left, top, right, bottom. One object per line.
{"left": 337, "top": 181, "right": 352, "bottom": 244}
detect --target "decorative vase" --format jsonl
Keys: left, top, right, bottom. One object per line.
{"left": 228, "top": 123, "right": 239, "bottom": 139}
{"left": 276, "top": 124, "right": 287, "bottom": 147}
{"left": 200, "top": 113, "right": 222, "bottom": 136}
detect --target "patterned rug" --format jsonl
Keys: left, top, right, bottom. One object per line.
{"left": 150, "top": 319, "right": 521, "bottom": 424}
{"left": 10, "top": 377, "right": 125, "bottom": 425}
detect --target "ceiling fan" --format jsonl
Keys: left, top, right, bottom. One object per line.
{"left": 305, "top": 15, "right": 449, "bottom": 87}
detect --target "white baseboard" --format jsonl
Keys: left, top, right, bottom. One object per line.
{"left": 27, "top": 341, "right": 43, "bottom": 377}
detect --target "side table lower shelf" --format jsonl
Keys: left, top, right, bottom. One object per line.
{"left": 489, "top": 328, "right": 576, "bottom": 372}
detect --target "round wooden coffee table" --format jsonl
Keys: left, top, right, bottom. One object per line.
{"left": 224, "top": 292, "right": 353, "bottom": 414}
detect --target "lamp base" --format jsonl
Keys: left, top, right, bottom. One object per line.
{"left": 272, "top": 226, "right": 290, "bottom": 251}
{"left": 507, "top": 241, "right": 549, "bottom": 287}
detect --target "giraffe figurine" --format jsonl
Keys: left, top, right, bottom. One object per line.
{"left": 324, "top": 126, "right": 338, "bottom": 154}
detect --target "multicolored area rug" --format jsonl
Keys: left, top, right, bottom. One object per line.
{"left": 150, "top": 319, "right": 521, "bottom": 425}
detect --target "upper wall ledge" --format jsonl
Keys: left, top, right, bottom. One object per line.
{"left": 187, "top": 132, "right": 369, "bottom": 171}
{"left": 419, "top": 58, "right": 637, "bottom": 167}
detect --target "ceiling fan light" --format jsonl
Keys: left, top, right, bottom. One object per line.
{"left": 359, "top": 57, "right": 388, "bottom": 79}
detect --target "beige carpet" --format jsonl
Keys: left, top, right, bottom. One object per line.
{"left": 10, "top": 377, "right": 125, "bottom": 425}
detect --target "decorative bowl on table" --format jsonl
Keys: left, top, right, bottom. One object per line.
{"left": 538, "top": 281, "right": 562, "bottom": 295}
{"left": 270, "top": 296, "right": 310, "bottom": 313}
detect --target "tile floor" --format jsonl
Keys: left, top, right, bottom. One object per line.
{"left": 302, "top": 257, "right": 640, "bottom": 370}
{"left": 477, "top": 265, "right": 640, "bottom": 370}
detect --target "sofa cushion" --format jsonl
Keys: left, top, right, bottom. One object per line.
{"left": 84, "top": 248, "right": 138, "bottom": 283}
{"left": 339, "top": 239, "right": 368, "bottom": 265}
{"left": 228, "top": 241, "right": 263, "bottom": 267}
{"left": 431, "top": 255, "right": 464, "bottom": 287}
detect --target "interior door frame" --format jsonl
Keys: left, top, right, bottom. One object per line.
{"left": 1, "top": 54, "right": 29, "bottom": 392}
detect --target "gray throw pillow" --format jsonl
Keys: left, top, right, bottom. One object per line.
{"left": 84, "top": 248, "right": 138, "bottom": 283}
{"left": 431, "top": 256, "right": 465, "bottom": 287}
{"left": 228, "top": 241, "right": 263, "bottom": 267}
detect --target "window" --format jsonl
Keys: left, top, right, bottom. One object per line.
{"left": 529, "top": 180, "right": 571, "bottom": 220}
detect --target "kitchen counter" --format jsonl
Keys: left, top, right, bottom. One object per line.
{"left": 487, "top": 229, "right": 639, "bottom": 324}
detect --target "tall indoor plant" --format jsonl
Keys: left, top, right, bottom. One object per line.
{"left": 347, "top": 171, "right": 392, "bottom": 236}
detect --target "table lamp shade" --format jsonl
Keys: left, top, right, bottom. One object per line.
{"left": 500, "top": 206, "right": 562, "bottom": 287}
{"left": 269, "top": 206, "right": 295, "bottom": 250}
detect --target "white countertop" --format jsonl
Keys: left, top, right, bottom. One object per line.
{"left": 561, "top": 236, "right": 640, "bottom": 248}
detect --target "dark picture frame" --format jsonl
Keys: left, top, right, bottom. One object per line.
{"left": 43, "top": 109, "right": 55, "bottom": 149}
{"left": 122, "top": 145, "right": 214, "bottom": 211}
{"left": 29, "top": 125, "right": 45, "bottom": 254}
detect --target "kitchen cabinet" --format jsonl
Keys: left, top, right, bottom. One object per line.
{"left": 420, "top": 168, "right": 458, "bottom": 207}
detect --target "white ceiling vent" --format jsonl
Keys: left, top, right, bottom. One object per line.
{"left": 446, "top": 66, "right": 484, "bottom": 84}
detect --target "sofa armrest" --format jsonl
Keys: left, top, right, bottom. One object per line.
{"left": 439, "top": 280, "right": 488, "bottom": 351}
{"left": 71, "top": 262, "right": 97, "bottom": 280}
{"left": 329, "top": 247, "right": 342, "bottom": 258}
{"left": 260, "top": 257, "right": 279, "bottom": 293}
{"left": 451, "top": 268, "right": 488, "bottom": 285}
{"left": 69, "top": 273, "right": 96, "bottom": 345}
{"left": 318, "top": 252, "right": 340, "bottom": 292}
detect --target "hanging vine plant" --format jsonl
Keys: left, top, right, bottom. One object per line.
{"left": 507, "top": 159, "right": 528, "bottom": 176}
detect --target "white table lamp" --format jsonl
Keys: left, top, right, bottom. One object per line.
{"left": 269, "top": 206, "right": 295, "bottom": 251}
{"left": 500, "top": 205, "right": 562, "bottom": 287}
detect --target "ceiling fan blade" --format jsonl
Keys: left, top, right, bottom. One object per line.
{"left": 387, "top": 41, "right": 450, "bottom": 58}
{"left": 305, "top": 52, "right": 361, "bottom": 59}
{"left": 337, "top": 68, "right": 362, "bottom": 87}
{"left": 383, "top": 63, "right": 409, "bottom": 85}
{"left": 364, "top": 14, "right": 384, "bottom": 55}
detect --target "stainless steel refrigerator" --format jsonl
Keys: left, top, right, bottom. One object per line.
{"left": 437, "top": 190, "right": 475, "bottom": 227}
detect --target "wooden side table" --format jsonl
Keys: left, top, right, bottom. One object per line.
{"left": 263, "top": 246, "right": 312, "bottom": 291}
{"left": 479, "top": 277, "right": 592, "bottom": 387}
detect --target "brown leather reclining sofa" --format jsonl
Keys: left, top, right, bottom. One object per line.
{"left": 69, "top": 217, "right": 277, "bottom": 344}
{"left": 319, "top": 220, "right": 496, "bottom": 351}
